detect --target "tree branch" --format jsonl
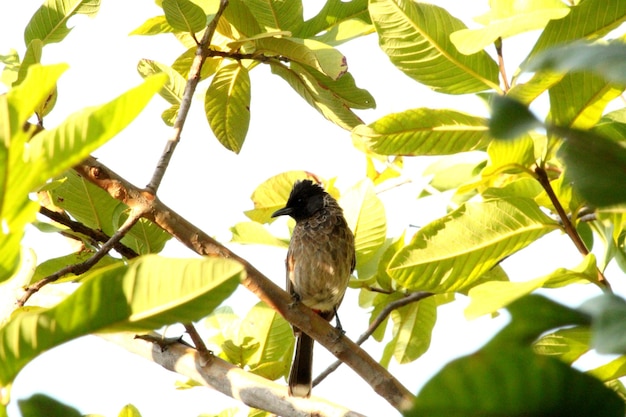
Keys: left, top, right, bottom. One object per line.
{"left": 534, "top": 166, "right": 611, "bottom": 290}
{"left": 101, "top": 332, "right": 367, "bottom": 417}
{"left": 145, "top": 0, "right": 229, "bottom": 194}
{"left": 314, "top": 291, "right": 434, "bottom": 387}
{"left": 74, "top": 156, "right": 415, "bottom": 413}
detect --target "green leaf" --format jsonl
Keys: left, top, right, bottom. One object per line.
{"left": 171, "top": 46, "right": 220, "bottom": 79}
{"left": 0, "top": 255, "right": 243, "bottom": 385}
{"left": 340, "top": 179, "right": 386, "bottom": 265}
{"left": 352, "top": 108, "right": 490, "bottom": 156}
{"left": 269, "top": 61, "right": 364, "bottom": 130}
{"left": 581, "top": 294, "right": 626, "bottom": 354}
{"left": 15, "top": 40, "right": 43, "bottom": 86}
{"left": 489, "top": 95, "right": 542, "bottom": 139}
{"left": 386, "top": 296, "right": 436, "bottom": 364}
{"left": 465, "top": 254, "right": 597, "bottom": 319}
{"left": 549, "top": 72, "right": 624, "bottom": 129}
{"left": 240, "top": 302, "right": 293, "bottom": 380}
{"left": 162, "top": 0, "right": 206, "bottom": 33}
{"left": 137, "top": 59, "right": 186, "bottom": 125}
{"left": 388, "top": 198, "right": 559, "bottom": 293}
{"left": 245, "top": 0, "right": 303, "bottom": 33}
{"left": 534, "top": 327, "right": 591, "bottom": 365}
{"left": 27, "top": 73, "right": 167, "bottom": 192}
{"left": 0, "top": 49, "right": 20, "bottom": 87}
{"left": 408, "top": 348, "right": 622, "bottom": 416}
{"left": 297, "top": 0, "right": 372, "bottom": 45}
{"left": 508, "top": 71, "right": 564, "bottom": 105}
{"left": 369, "top": 0, "right": 499, "bottom": 94}
{"left": 244, "top": 171, "right": 317, "bottom": 223}
{"left": 523, "top": 0, "right": 626, "bottom": 66}
{"left": 48, "top": 170, "right": 170, "bottom": 255}
{"left": 24, "top": 0, "right": 101, "bottom": 45}
{"left": 220, "top": 0, "right": 262, "bottom": 38}
{"left": 30, "top": 250, "right": 121, "bottom": 284}
{"left": 589, "top": 355, "right": 626, "bottom": 382}
{"left": 205, "top": 63, "right": 251, "bottom": 153}
{"left": 129, "top": 15, "right": 176, "bottom": 36}
{"left": 527, "top": 41, "right": 626, "bottom": 86}
{"left": 19, "top": 394, "right": 81, "bottom": 417}
{"left": 555, "top": 127, "right": 626, "bottom": 207}
{"left": 117, "top": 404, "right": 142, "bottom": 417}
{"left": 482, "top": 134, "right": 535, "bottom": 177}
{"left": 450, "top": 0, "right": 570, "bottom": 55}
{"left": 230, "top": 222, "right": 288, "bottom": 247}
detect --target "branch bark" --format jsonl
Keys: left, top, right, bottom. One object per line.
{"left": 74, "top": 156, "right": 415, "bottom": 413}
{"left": 100, "top": 332, "right": 367, "bottom": 417}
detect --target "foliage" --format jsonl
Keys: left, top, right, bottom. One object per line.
{"left": 2, "top": 0, "right": 626, "bottom": 416}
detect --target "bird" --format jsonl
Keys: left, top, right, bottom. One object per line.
{"left": 271, "top": 179, "right": 356, "bottom": 398}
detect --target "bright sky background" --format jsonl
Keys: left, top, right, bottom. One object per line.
{"left": 2, "top": 1, "right": 623, "bottom": 416}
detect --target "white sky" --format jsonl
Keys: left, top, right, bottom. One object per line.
{"left": 2, "top": 1, "right": 623, "bottom": 416}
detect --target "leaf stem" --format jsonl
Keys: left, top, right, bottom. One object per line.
{"left": 534, "top": 166, "right": 611, "bottom": 290}
{"left": 495, "top": 38, "right": 510, "bottom": 92}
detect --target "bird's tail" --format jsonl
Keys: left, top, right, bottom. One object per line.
{"left": 288, "top": 331, "right": 314, "bottom": 398}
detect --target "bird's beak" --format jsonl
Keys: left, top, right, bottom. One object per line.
{"left": 271, "top": 206, "right": 292, "bottom": 218}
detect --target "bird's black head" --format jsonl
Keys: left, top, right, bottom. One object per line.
{"left": 271, "top": 180, "right": 327, "bottom": 222}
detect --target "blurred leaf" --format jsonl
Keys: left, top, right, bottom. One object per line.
{"left": 0, "top": 49, "right": 20, "bottom": 86}
{"left": 369, "top": 0, "right": 499, "bottom": 94}
{"left": 589, "top": 355, "right": 626, "bottom": 382}
{"left": 297, "top": 0, "right": 372, "bottom": 45}
{"left": 19, "top": 394, "right": 81, "bottom": 417}
{"left": 0, "top": 256, "right": 243, "bottom": 385}
{"left": 534, "top": 327, "right": 591, "bottom": 365}
{"left": 555, "top": 127, "right": 626, "bottom": 207}
{"left": 450, "top": 0, "right": 569, "bottom": 55}
{"left": 581, "top": 294, "right": 626, "bottom": 354}
{"left": 524, "top": 0, "right": 626, "bottom": 66}
{"left": 424, "top": 154, "right": 486, "bottom": 192}
{"left": 465, "top": 254, "right": 597, "bottom": 319}
{"left": 269, "top": 61, "right": 364, "bottom": 130}
{"left": 230, "top": 222, "right": 288, "bottom": 247}
{"left": 353, "top": 108, "right": 490, "bottom": 156}
{"left": 489, "top": 95, "right": 542, "bottom": 139}
{"left": 24, "top": 0, "right": 100, "bottom": 45}
{"left": 129, "top": 15, "right": 176, "bottom": 36}
{"left": 244, "top": 171, "right": 318, "bottom": 223}
{"left": 340, "top": 179, "right": 387, "bottom": 265}
{"left": 117, "top": 404, "right": 142, "bottom": 417}
{"left": 205, "top": 63, "right": 251, "bottom": 153}
{"left": 240, "top": 302, "right": 293, "bottom": 380}
{"left": 162, "top": 0, "right": 206, "bottom": 33}
{"left": 388, "top": 198, "right": 559, "bottom": 293}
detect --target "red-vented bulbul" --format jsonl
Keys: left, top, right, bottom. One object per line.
{"left": 271, "top": 179, "right": 356, "bottom": 398}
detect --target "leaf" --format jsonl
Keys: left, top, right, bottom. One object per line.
{"left": 527, "top": 41, "right": 626, "bottom": 86}
{"left": 220, "top": 0, "right": 263, "bottom": 38}
{"left": 523, "top": 0, "right": 626, "bottom": 66}
{"left": 245, "top": 0, "right": 303, "bottom": 33}
{"left": 369, "top": 0, "right": 499, "bottom": 94}
{"left": 171, "top": 46, "right": 220, "bottom": 79}
{"left": 129, "top": 15, "right": 176, "bottom": 36}
{"left": 240, "top": 302, "right": 293, "bottom": 380}
{"left": 533, "top": 327, "right": 591, "bottom": 365}
{"left": 0, "top": 255, "right": 243, "bottom": 385}
{"left": 387, "top": 296, "right": 436, "bottom": 364}
{"left": 24, "top": 0, "right": 100, "bottom": 45}
{"left": 388, "top": 198, "right": 560, "bottom": 293}
{"left": 555, "top": 127, "right": 626, "bottom": 207}
{"left": 30, "top": 250, "right": 121, "bottom": 284}
{"left": 465, "top": 254, "right": 597, "bottom": 319}
{"left": 269, "top": 61, "right": 364, "bottom": 130}
{"left": 244, "top": 171, "right": 318, "bottom": 223}
{"left": 137, "top": 59, "right": 186, "bottom": 124}
{"left": 589, "top": 355, "right": 626, "bottom": 382}
{"left": 581, "top": 294, "right": 626, "bottom": 354}
{"left": 548, "top": 72, "right": 624, "bottom": 129}
{"left": 340, "top": 179, "right": 386, "bottom": 265}
{"left": 489, "top": 95, "right": 542, "bottom": 139}
{"left": 19, "top": 394, "right": 81, "bottom": 417}
{"left": 205, "top": 63, "right": 251, "bottom": 153}
{"left": 408, "top": 348, "right": 622, "bottom": 416}
{"left": 117, "top": 404, "right": 142, "bottom": 417}
{"left": 352, "top": 108, "right": 490, "bottom": 156}
{"left": 450, "top": 0, "right": 570, "bottom": 55}
{"left": 230, "top": 222, "right": 288, "bottom": 247}
{"left": 162, "top": 0, "right": 206, "bottom": 33}
{"left": 296, "top": 0, "right": 372, "bottom": 45}
{"left": 482, "top": 134, "right": 535, "bottom": 177}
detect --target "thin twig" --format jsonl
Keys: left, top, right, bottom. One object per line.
{"left": 313, "top": 291, "right": 434, "bottom": 387}
{"left": 17, "top": 211, "right": 143, "bottom": 307}
{"left": 534, "top": 166, "right": 611, "bottom": 290}
{"left": 184, "top": 323, "right": 213, "bottom": 364}
{"left": 145, "top": 0, "right": 229, "bottom": 194}
{"left": 495, "top": 38, "right": 510, "bottom": 92}
{"left": 39, "top": 206, "right": 139, "bottom": 259}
